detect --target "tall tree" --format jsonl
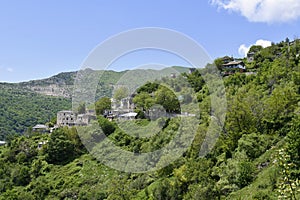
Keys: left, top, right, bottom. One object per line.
{"left": 95, "top": 97, "right": 111, "bottom": 116}
{"left": 113, "top": 87, "right": 129, "bottom": 101}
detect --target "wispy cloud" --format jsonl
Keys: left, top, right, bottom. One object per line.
{"left": 6, "top": 67, "right": 13, "bottom": 72}
{"left": 238, "top": 39, "right": 272, "bottom": 57}
{"left": 210, "top": 0, "right": 300, "bottom": 23}
{"left": 0, "top": 66, "right": 14, "bottom": 73}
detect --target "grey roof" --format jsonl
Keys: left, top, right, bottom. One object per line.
{"left": 33, "top": 124, "right": 48, "bottom": 129}
{"left": 119, "top": 112, "right": 137, "bottom": 117}
{"left": 222, "top": 60, "right": 244, "bottom": 66}
{"left": 58, "top": 110, "right": 74, "bottom": 113}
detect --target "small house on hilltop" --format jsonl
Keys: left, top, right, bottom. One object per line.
{"left": 222, "top": 60, "right": 245, "bottom": 70}
{"left": 222, "top": 60, "right": 246, "bottom": 76}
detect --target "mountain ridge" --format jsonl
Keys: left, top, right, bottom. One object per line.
{"left": 0, "top": 66, "right": 190, "bottom": 98}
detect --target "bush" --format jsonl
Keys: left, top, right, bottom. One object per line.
{"left": 97, "top": 116, "right": 116, "bottom": 136}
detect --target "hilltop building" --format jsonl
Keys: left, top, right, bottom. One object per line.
{"left": 32, "top": 124, "right": 48, "bottom": 133}
{"left": 57, "top": 110, "right": 76, "bottom": 126}
{"left": 111, "top": 97, "right": 135, "bottom": 112}
{"left": 76, "top": 114, "right": 96, "bottom": 126}
{"left": 222, "top": 60, "right": 245, "bottom": 70}
{"left": 222, "top": 60, "right": 246, "bottom": 76}
{"left": 56, "top": 110, "right": 97, "bottom": 127}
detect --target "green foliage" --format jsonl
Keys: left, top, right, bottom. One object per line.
{"left": 97, "top": 116, "right": 116, "bottom": 136}
{"left": 183, "top": 69, "right": 205, "bottom": 92}
{"left": 236, "top": 161, "right": 255, "bottom": 188}
{"left": 237, "top": 133, "right": 273, "bottom": 160}
{"left": 287, "top": 115, "right": 300, "bottom": 174}
{"left": 0, "top": 87, "right": 71, "bottom": 140}
{"left": 213, "top": 56, "right": 234, "bottom": 70}
{"left": 155, "top": 85, "right": 181, "bottom": 113}
{"left": 44, "top": 128, "right": 78, "bottom": 165}
{"left": 132, "top": 92, "right": 155, "bottom": 111}
{"left": 77, "top": 102, "right": 86, "bottom": 114}
{"left": 276, "top": 149, "right": 300, "bottom": 200}
{"left": 136, "top": 82, "right": 159, "bottom": 94}
{"left": 133, "top": 83, "right": 181, "bottom": 114}
{"left": 0, "top": 38, "right": 300, "bottom": 199}
{"left": 113, "top": 86, "right": 129, "bottom": 101}
{"left": 249, "top": 45, "right": 263, "bottom": 53}
{"left": 95, "top": 96, "right": 111, "bottom": 115}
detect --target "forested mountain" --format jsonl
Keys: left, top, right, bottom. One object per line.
{"left": 3, "top": 67, "right": 189, "bottom": 98}
{"left": 0, "top": 39, "right": 299, "bottom": 199}
{"left": 9, "top": 70, "right": 124, "bottom": 98}
{"left": 0, "top": 87, "right": 71, "bottom": 140}
{"left": 0, "top": 67, "right": 189, "bottom": 140}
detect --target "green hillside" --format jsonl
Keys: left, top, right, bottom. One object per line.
{"left": 0, "top": 67, "right": 190, "bottom": 140}
{"left": 0, "top": 86, "right": 71, "bottom": 140}
{"left": 0, "top": 39, "right": 299, "bottom": 199}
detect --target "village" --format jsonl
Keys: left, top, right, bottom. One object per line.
{"left": 29, "top": 52, "right": 260, "bottom": 136}
{"left": 0, "top": 53, "right": 260, "bottom": 149}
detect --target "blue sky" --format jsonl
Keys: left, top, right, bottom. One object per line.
{"left": 0, "top": 0, "right": 300, "bottom": 82}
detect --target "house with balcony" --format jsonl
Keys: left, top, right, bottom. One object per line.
{"left": 222, "top": 60, "right": 246, "bottom": 76}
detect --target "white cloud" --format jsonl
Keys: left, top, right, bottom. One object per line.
{"left": 238, "top": 39, "right": 272, "bottom": 57}
{"left": 211, "top": 0, "right": 300, "bottom": 23}
{"left": 6, "top": 67, "right": 13, "bottom": 72}
{"left": 238, "top": 44, "right": 249, "bottom": 57}
{"left": 0, "top": 66, "right": 14, "bottom": 73}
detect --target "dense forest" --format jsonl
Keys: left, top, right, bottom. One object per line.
{"left": 0, "top": 87, "right": 71, "bottom": 141}
{"left": 0, "top": 38, "right": 299, "bottom": 199}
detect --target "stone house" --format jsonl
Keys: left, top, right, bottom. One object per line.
{"left": 57, "top": 110, "right": 96, "bottom": 127}
{"left": 57, "top": 110, "right": 76, "bottom": 126}
{"left": 111, "top": 97, "right": 135, "bottom": 112}
{"left": 76, "top": 114, "right": 96, "bottom": 126}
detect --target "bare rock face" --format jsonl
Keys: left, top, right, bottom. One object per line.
{"left": 25, "top": 84, "right": 73, "bottom": 98}
{"left": 17, "top": 71, "right": 77, "bottom": 98}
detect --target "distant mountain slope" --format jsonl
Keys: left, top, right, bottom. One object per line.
{"left": 17, "top": 71, "right": 77, "bottom": 98}
{"left": 2, "top": 66, "right": 190, "bottom": 99}
{"left": 0, "top": 86, "right": 71, "bottom": 140}
{"left": 0, "top": 66, "right": 190, "bottom": 139}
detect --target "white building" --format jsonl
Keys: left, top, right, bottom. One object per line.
{"left": 0, "top": 141, "right": 6, "bottom": 146}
